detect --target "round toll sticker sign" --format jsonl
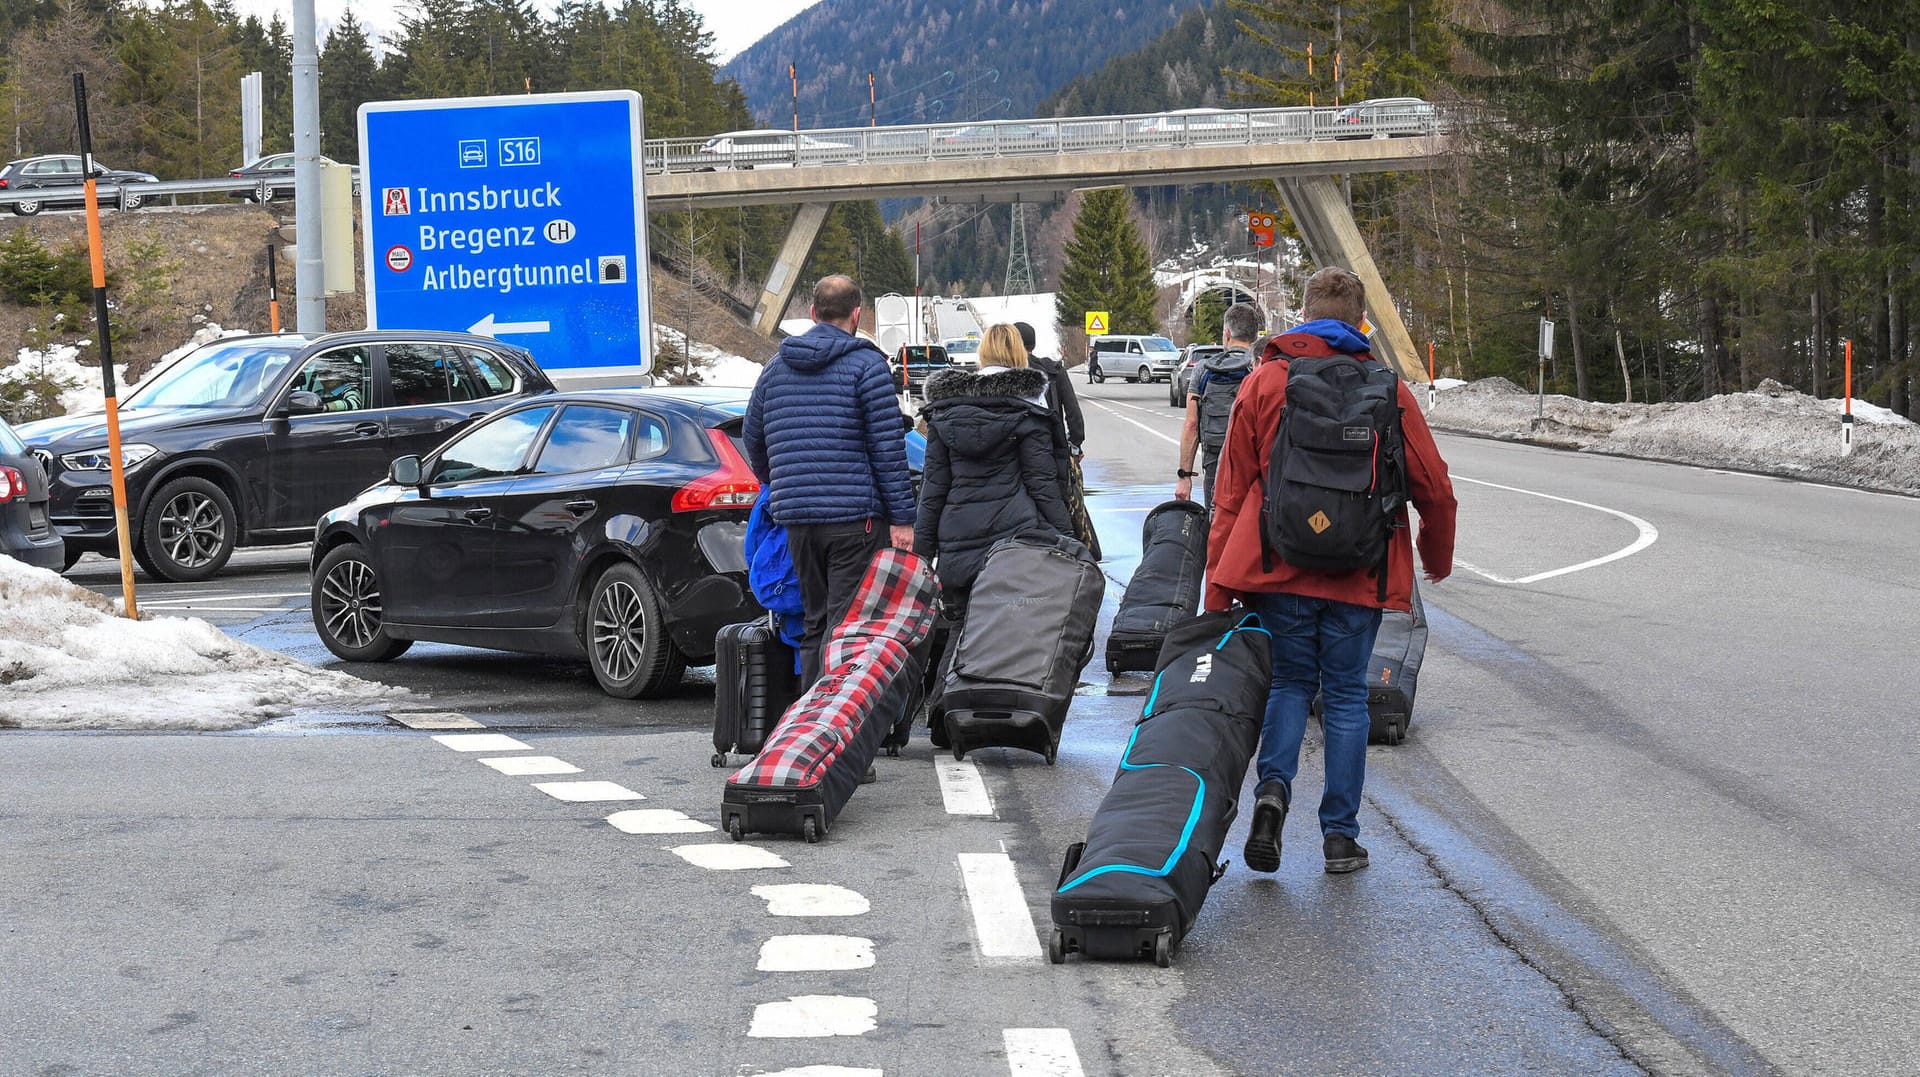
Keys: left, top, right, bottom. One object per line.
{"left": 385, "top": 245, "right": 414, "bottom": 273}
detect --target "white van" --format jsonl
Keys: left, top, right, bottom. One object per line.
{"left": 1087, "top": 335, "right": 1181, "bottom": 384}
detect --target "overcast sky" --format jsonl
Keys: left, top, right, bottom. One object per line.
{"left": 233, "top": 1, "right": 819, "bottom": 64}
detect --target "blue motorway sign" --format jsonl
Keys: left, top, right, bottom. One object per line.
{"left": 358, "top": 90, "right": 652, "bottom": 378}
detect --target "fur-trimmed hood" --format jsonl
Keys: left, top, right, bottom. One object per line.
{"left": 921, "top": 365, "right": 1049, "bottom": 405}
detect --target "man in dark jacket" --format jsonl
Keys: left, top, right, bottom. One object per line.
{"left": 1014, "top": 321, "right": 1085, "bottom": 453}
{"left": 1205, "top": 266, "right": 1457, "bottom": 875}
{"left": 1175, "top": 303, "right": 1261, "bottom": 507}
{"left": 744, "top": 275, "right": 917, "bottom": 682}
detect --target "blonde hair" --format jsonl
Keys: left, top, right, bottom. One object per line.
{"left": 978, "top": 324, "right": 1029, "bottom": 369}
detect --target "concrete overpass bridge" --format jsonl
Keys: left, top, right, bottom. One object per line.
{"left": 641, "top": 107, "right": 1453, "bottom": 379}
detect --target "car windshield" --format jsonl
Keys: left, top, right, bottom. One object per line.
{"left": 1144, "top": 337, "right": 1179, "bottom": 353}
{"left": 123, "top": 340, "right": 303, "bottom": 408}
{"left": 947, "top": 339, "right": 979, "bottom": 354}
{"left": 0, "top": 420, "right": 25, "bottom": 454}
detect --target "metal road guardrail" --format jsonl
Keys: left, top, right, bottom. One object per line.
{"left": 0, "top": 175, "right": 358, "bottom": 211}
{"left": 642, "top": 105, "right": 1448, "bottom": 175}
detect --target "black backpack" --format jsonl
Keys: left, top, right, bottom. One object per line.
{"left": 1195, "top": 349, "right": 1253, "bottom": 461}
{"left": 1259, "top": 354, "right": 1407, "bottom": 596}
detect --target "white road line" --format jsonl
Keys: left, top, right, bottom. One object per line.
{"left": 1454, "top": 475, "right": 1659, "bottom": 584}
{"left": 756, "top": 935, "right": 875, "bottom": 972}
{"left": 532, "top": 780, "right": 643, "bottom": 802}
{"left": 935, "top": 759, "right": 994, "bottom": 816}
{"left": 390, "top": 712, "right": 483, "bottom": 730}
{"left": 431, "top": 733, "right": 529, "bottom": 752}
{"left": 742, "top": 1067, "right": 882, "bottom": 1077}
{"left": 957, "top": 853, "right": 1043, "bottom": 963}
{"left": 752, "top": 884, "right": 871, "bottom": 917}
{"left": 1004, "top": 1028, "right": 1087, "bottom": 1077}
{"left": 607, "top": 809, "right": 712, "bottom": 834}
{"left": 1084, "top": 400, "right": 1179, "bottom": 446}
{"left": 672, "top": 843, "right": 790, "bottom": 871}
{"left": 747, "top": 995, "right": 878, "bottom": 1038}
{"left": 479, "top": 756, "right": 581, "bottom": 776}
{"left": 137, "top": 605, "right": 298, "bottom": 613}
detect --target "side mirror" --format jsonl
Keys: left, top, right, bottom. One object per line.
{"left": 389, "top": 455, "right": 422, "bottom": 487}
{"left": 285, "top": 390, "right": 324, "bottom": 415}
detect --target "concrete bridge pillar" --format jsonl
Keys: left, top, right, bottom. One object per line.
{"left": 752, "top": 202, "right": 833, "bottom": 338}
{"left": 1275, "top": 175, "right": 1424, "bottom": 382}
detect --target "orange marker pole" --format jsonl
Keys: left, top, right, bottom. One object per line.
{"left": 1841, "top": 339, "right": 1854, "bottom": 456}
{"left": 1427, "top": 340, "right": 1436, "bottom": 410}
{"left": 267, "top": 242, "right": 281, "bottom": 333}
{"left": 1307, "top": 44, "right": 1315, "bottom": 110}
{"left": 74, "top": 72, "right": 137, "bottom": 619}
{"left": 790, "top": 63, "right": 799, "bottom": 133}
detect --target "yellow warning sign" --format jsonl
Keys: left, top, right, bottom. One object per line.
{"left": 1308, "top": 510, "right": 1332, "bottom": 534}
{"left": 1084, "top": 311, "right": 1110, "bottom": 335}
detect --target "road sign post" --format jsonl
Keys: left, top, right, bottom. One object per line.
{"left": 1841, "top": 338, "right": 1854, "bottom": 457}
{"left": 1537, "top": 317, "right": 1555, "bottom": 420}
{"left": 359, "top": 90, "right": 652, "bottom": 381}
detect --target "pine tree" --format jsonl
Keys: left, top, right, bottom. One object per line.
{"left": 319, "top": 11, "right": 379, "bottom": 163}
{"left": 1055, "top": 188, "right": 1159, "bottom": 343}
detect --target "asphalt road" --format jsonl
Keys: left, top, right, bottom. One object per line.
{"left": 10, "top": 374, "right": 1915, "bottom": 1074}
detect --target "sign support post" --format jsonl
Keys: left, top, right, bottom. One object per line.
{"left": 72, "top": 73, "right": 137, "bottom": 620}
{"left": 1537, "top": 317, "right": 1555, "bottom": 421}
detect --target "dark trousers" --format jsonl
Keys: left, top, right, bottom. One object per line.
{"left": 787, "top": 519, "right": 886, "bottom": 684}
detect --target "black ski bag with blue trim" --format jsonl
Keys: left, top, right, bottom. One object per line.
{"left": 1049, "top": 610, "right": 1271, "bottom": 965}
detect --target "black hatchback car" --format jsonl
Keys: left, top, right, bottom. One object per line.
{"left": 308, "top": 388, "right": 764, "bottom": 699}
{"left": 17, "top": 331, "right": 554, "bottom": 581}
{"left": 0, "top": 415, "right": 63, "bottom": 570}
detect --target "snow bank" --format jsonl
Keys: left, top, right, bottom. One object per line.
{"left": 1428, "top": 377, "right": 1920, "bottom": 496}
{"left": 0, "top": 324, "right": 249, "bottom": 418}
{"left": 0, "top": 556, "right": 404, "bottom": 731}
{"left": 655, "top": 325, "right": 765, "bottom": 389}
{"left": 965, "top": 293, "right": 1062, "bottom": 361}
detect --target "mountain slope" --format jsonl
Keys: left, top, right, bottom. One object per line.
{"left": 721, "top": 0, "right": 1204, "bottom": 130}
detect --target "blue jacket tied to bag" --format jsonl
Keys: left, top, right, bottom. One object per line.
{"left": 742, "top": 323, "right": 916, "bottom": 527}
{"left": 745, "top": 496, "right": 805, "bottom": 660}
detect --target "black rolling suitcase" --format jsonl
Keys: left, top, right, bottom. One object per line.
{"left": 1310, "top": 578, "right": 1429, "bottom": 745}
{"left": 1050, "top": 610, "right": 1271, "bottom": 966}
{"left": 938, "top": 533, "right": 1104, "bottom": 764}
{"left": 711, "top": 615, "right": 802, "bottom": 767}
{"left": 1104, "top": 499, "right": 1207, "bottom": 673}
{"left": 722, "top": 549, "right": 939, "bottom": 843}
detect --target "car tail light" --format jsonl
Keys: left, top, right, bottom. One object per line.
{"left": 229, "top": 171, "right": 242, "bottom": 178}
{"left": 0, "top": 465, "right": 24, "bottom": 504}
{"left": 672, "top": 429, "right": 760, "bottom": 512}
{"left": 0, "top": 177, "right": 8, "bottom": 189}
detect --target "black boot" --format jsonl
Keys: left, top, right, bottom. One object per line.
{"left": 1323, "top": 833, "right": 1370, "bottom": 874}
{"left": 1243, "top": 782, "right": 1288, "bottom": 873}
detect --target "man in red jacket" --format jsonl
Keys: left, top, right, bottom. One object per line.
{"left": 1205, "top": 267, "right": 1457, "bottom": 874}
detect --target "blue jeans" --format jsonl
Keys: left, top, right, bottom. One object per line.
{"left": 1243, "top": 592, "right": 1384, "bottom": 839}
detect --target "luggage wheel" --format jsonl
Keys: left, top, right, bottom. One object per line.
{"left": 726, "top": 814, "right": 744, "bottom": 842}
{"left": 951, "top": 745, "right": 966, "bottom": 762}
{"left": 886, "top": 744, "right": 901, "bottom": 758}
{"left": 710, "top": 752, "right": 727, "bottom": 768}
{"left": 801, "top": 817, "right": 821, "bottom": 844}
{"left": 1045, "top": 746, "right": 1057, "bottom": 766}
{"left": 1153, "top": 933, "right": 1173, "bottom": 968}
{"left": 1048, "top": 928, "right": 1067, "bottom": 965}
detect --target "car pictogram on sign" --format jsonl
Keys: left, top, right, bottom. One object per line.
{"left": 386, "top": 245, "right": 414, "bottom": 273}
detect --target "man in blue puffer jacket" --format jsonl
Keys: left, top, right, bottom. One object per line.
{"left": 743, "top": 274, "right": 917, "bottom": 683}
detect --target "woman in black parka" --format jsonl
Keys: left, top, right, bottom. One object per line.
{"left": 914, "top": 323, "right": 1072, "bottom": 612}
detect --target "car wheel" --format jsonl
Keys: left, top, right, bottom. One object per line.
{"left": 135, "top": 476, "right": 236, "bottom": 582}
{"left": 312, "top": 543, "right": 413, "bottom": 662}
{"left": 586, "top": 561, "right": 684, "bottom": 698}
{"left": 13, "top": 199, "right": 41, "bottom": 216}
{"left": 1138, "top": 364, "right": 1153, "bottom": 383}
{"left": 121, "top": 191, "right": 144, "bottom": 211}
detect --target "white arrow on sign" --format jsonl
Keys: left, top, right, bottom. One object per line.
{"left": 468, "top": 313, "right": 551, "bottom": 337}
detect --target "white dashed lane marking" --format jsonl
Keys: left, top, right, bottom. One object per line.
{"left": 533, "top": 780, "right": 644, "bottom": 802}
{"left": 747, "top": 995, "right": 878, "bottom": 1038}
{"left": 673, "top": 843, "right": 791, "bottom": 871}
{"left": 478, "top": 756, "right": 581, "bottom": 776}
{"left": 431, "top": 733, "right": 529, "bottom": 753}
{"left": 742, "top": 1067, "right": 881, "bottom": 1077}
{"left": 607, "top": 808, "right": 711, "bottom": 834}
{"left": 391, "top": 712, "right": 484, "bottom": 730}
{"left": 756, "top": 935, "right": 876, "bottom": 972}
{"left": 935, "top": 759, "right": 994, "bottom": 816}
{"left": 1084, "top": 400, "right": 1179, "bottom": 446}
{"left": 957, "top": 853, "right": 1044, "bottom": 963}
{"left": 1003, "top": 1028, "right": 1086, "bottom": 1077}
{"left": 752, "top": 884, "right": 870, "bottom": 917}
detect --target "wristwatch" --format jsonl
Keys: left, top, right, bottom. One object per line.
{"left": 1176, "top": 468, "right": 1197, "bottom": 479}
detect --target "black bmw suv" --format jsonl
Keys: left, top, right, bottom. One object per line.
{"left": 17, "top": 330, "right": 555, "bottom": 581}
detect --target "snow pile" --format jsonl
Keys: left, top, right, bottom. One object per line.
{"left": 1428, "top": 377, "right": 1920, "bottom": 495}
{"left": 965, "top": 293, "right": 1062, "bottom": 360}
{"left": 0, "top": 557, "right": 404, "bottom": 731}
{"left": 0, "top": 324, "right": 249, "bottom": 418}
{"left": 655, "top": 325, "right": 765, "bottom": 389}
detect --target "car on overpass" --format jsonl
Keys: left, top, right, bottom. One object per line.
{"left": 17, "top": 331, "right": 554, "bottom": 582}
{"left": 228, "top": 152, "right": 361, "bottom": 201}
{"left": 0, "top": 415, "right": 64, "bottom": 571}
{"left": 689, "top": 130, "right": 856, "bottom": 170}
{"left": 1333, "top": 98, "right": 1439, "bottom": 139}
{"left": 0, "top": 155, "right": 158, "bottom": 215}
